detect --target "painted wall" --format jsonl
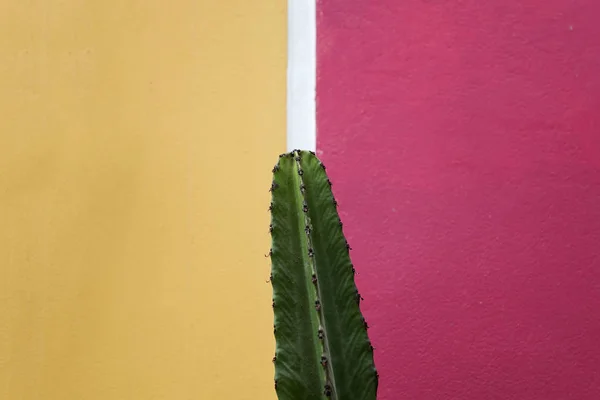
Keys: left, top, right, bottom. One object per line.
{"left": 318, "top": 1, "right": 600, "bottom": 399}
{"left": 0, "top": 2, "right": 284, "bottom": 399}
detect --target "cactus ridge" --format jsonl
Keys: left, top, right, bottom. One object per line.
{"left": 268, "top": 150, "right": 378, "bottom": 400}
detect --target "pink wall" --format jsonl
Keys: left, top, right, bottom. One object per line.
{"left": 317, "top": 1, "right": 600, "bottom": 399}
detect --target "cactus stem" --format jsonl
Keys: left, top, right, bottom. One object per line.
{"left": 270, "top": 150, "right": 377, "bottom": 400}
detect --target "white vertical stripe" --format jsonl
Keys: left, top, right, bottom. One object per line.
{"left": 287, "top": 0, "right": 316, "bottom": 152}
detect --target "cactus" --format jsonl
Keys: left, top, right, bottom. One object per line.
{"left": 268, "top": 150, "right": 378, "bottom": 400}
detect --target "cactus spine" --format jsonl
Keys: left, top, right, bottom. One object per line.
{"left": 268, "top": 150, "right": 378, "bottom": 400}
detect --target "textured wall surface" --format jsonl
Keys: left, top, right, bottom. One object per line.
{"left": 0, "top": 2, "right": 284, "bottom": 398}
{"left": 318, "top": 1, "right": 600, "bottom": 399}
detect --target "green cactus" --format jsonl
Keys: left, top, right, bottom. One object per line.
{"left": 268, "top": 149, "right": 378, "bottom": 400}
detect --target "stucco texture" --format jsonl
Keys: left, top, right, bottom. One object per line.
{"left": 318, "top": 1, "right": 600, "bottom": 399}
{"left": 0, "top": 1, "right": 284, "bottom": 399}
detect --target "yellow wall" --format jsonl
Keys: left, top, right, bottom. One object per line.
{"left": 0, "top": 2, "right": 284, "bottom": 399}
